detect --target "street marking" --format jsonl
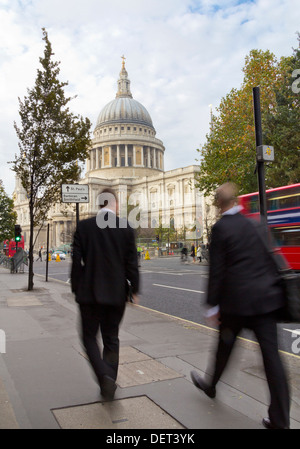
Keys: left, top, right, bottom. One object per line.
{"left": 153, "top": 284, "right": 205, "bottom": 294}
{"left": 134, "top": 304, "right": 300, "bottom": 360}
{"left": 141, "top": 270, "right": 182, "bottom": 276}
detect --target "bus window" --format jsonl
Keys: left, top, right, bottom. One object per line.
{"left": 270, "top": 227, "right": 300, "bottom": 247}
{"left": 249, "top": 196, "right": 259, "bottom": 213}
{"left": 268, "top": 189, "right": 300, "bottom": 211}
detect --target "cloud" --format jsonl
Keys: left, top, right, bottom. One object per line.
{"left": 0, "top": 0, "right": 299, "bottom": 197}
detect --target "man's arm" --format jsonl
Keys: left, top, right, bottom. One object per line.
{"left": 70, "top": 225, "right": 83, "bottom": 294}
{"left": 124, "top": 227, "right": 139, "bottom": 296}
{"left": 206, "top": 222, "right": 227, "bottom": 308}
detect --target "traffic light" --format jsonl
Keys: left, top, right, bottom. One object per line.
{"left": 156, "top": 235, "right": 159, "bottom": 243}
{"left": 14, "top": 224, "right": 22, "bottom": 242}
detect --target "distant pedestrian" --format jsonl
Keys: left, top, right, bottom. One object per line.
{"left": 197, "top": 245, "right": 202, "bottom": 263}
{"left": 71, "top": 188, "right": 139, "bottom": 400}
{"left": 190, "top": 182, "right": 290, "bottom": 429}
{"left": 36, "top": 248, "right": 42, "bottom": 262}
{"left": 190, "top": 244, "right": 195, "bottom": 263}
{"left": 181, "top": 246, "right": 188, "bottom": 263}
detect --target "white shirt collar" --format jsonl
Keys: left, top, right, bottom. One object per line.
{"left": 222, "top": 205, "right": 243, "bottom": 216}
{"left": 99, "top": 207, "right": 116, "bottom": 215}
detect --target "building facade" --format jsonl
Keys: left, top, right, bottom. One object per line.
{"left": 13, "top": 59, "right": 215, "bottom": 251}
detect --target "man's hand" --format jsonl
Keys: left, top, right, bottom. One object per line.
{"left": 206, "top": 311, "right": 220, "bottom": 327}
{"left": 131, "top": 294, "right": 139, "bottom": 305}
{"left": 204, "top": 306, "right": 220, "bottom": 327}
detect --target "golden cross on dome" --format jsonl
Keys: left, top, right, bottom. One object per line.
{"left": 121, "top": 55, "right": 126, "bottom": 69}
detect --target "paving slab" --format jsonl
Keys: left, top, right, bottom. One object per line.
{"left": 52, "top": 396, "right": 185, "bottom": 429}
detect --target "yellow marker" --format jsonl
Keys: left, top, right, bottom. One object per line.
{"left": 266, "top": 147, "right": 271, "bottom": 156}
{"left": 145, "top": 251, "right": 150, "bottom": 260}
{"left": 56, "top": 254, "right": 61, "bottom": 262}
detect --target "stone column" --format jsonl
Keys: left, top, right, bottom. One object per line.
{"left": 96, "top": 148, "right": 99, "bottom": 169}
{"left": 102, "top": 147, "right": 104, "bottom": 168}
{"left": 153, "top": 148, "right": 157, "bottom": 168}
{"left": 141, "top": 146, "right": 144, "bottom": 166}
{"left": 125, "top": 144, "right": 128, "bottom": 166}
{"left": 56, "top": 222, "right": 61, "bottom": 246}
{"left": 109, "top": 146, "right": 112, "bottom": 167}
{"left": 148, "top": 147, "right": 151, "bottom": 167}
{"left": 117, "top": 145, "right": 120, "bottom": 167}
{"left": 86, "top": 153, "right": 90, "bottom": 172}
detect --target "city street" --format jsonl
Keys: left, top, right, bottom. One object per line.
{"left": 29, "top": 255, "right": 300, "bottom": 357}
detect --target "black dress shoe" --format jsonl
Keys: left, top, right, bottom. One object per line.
{"left": 262, "top": 417, "right": 289, "bottom": 429}
{"left": 190, "top": 370, "right": 216, "bottom": 398}
{"left": 100, "top": 375, "right": 117, "bottom": 400}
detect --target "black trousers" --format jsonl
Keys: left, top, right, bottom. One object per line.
{"left": 210, "top": 312, "right": 290, "bottom": 429}
{"left": 79, "top": 302, "right": 125, "bottom": 386}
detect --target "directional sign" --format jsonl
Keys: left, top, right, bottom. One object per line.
{"left": 61, "top": 184, "right": 89, "bottom": 203}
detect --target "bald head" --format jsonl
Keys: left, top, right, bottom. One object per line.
{"left": 215, "top": 182, "right": 239, "bottom": 213}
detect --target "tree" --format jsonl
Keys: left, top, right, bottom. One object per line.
{"left": 10, "top": 29, "right": 91, "bottom": 290}
{"left": 195, "top": 42, "right": 299, "bottom": 196}
{"left": 264, "top": 34, "right": 300, "bottom": 185}
{"left": 0, "top": 180, "right": 17, "bottom": 243}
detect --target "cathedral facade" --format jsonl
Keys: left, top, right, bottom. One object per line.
{"left": 13, "top": 59, "right": 215, "bottom": 250}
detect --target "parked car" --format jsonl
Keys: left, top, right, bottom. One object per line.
{"left": 51, "top": 251, "right": 66, "bottom": 260}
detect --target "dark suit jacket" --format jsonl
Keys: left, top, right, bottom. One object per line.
{"left": 207, "top": 212, "right": 284, "bottom": 316}
{"left": 71, "top": 211, "right": 139, "bottom": 307}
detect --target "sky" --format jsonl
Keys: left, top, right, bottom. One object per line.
{"left": 1, "top": 0, "right": 299, "bottom": 197}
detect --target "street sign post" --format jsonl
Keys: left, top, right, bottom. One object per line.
{"left": 61, "top": 184, "right": 89, "bottom": 203}
{"left": 61, "top": 184, "right": 89, "bottom": 225}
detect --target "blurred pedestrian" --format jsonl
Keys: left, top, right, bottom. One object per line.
{"left": 181, "top": 246, "right": 188, "bottom": 263}
{"left": 197, "top": 245, "right": 202, "bottom": 263}
{"left": 71, "top": 188, "right": 139, "bottom": 400}
{"left": 190, "top": 182, "right": 290, "bottom": 429}
{"left": 190, "top": 243, "right": 195, "bottom": 263}
{"left": 36, "top": 248, "right": 42, "bottom": 262}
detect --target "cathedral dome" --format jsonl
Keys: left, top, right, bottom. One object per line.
{"left": 96, "top": 97, "right": 154, "bottom": 129}
{"left": 95, "top": 57, "right": 154, "bottom": 130}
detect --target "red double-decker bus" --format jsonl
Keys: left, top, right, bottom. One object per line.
{"left": 3, "top": 236, "right": 25, "bottom": 257}
{"left": 238, "top": 183, "right": 300, "bottom": 271}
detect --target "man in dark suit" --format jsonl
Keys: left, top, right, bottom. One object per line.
{"left": 71, "top": 188, "right": 139, "bottom": 400}
{"left": 190, "top": 182, "right": 290, "bottom": 429}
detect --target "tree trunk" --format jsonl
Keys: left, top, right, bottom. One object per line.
{"left": 28, "top": 202, "right": 34, "bottom": 291}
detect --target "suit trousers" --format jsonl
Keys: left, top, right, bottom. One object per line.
{"left": 79, "top": 302, "right": 126, "bottom": 386}
{"left": 210, "top": 311, "right": 290, "bottom": 429}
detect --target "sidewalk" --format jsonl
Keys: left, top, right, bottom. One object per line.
{"left": 0, "top": 266, "right": 300, "bottom": 430}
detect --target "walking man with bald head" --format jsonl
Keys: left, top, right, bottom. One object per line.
{"left": 191, "top": 182, "right": 290, "bottom": 429}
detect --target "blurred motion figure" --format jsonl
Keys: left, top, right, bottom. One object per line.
{"left": 191, "top": 182, "right": 290, "bottom": 429}
{"left": 71, "top": 188, "right": 139, "bottom": 400}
